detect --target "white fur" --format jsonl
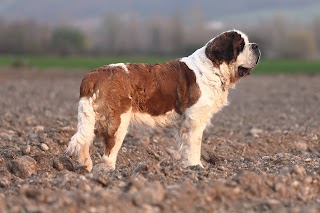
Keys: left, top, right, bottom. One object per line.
{"left": 66, "top": 96, "right": 96, "bottom": 171}
{"left": 102, "top": 109, "right": 132, "bottom": 169}
{"left": 236, "top": 44, "right": 259, "bottom": 69}
{"left": 179, "top": 44, "right": 230, "bottom": 167}
{"left": 177, "top": 31, "right": 256, "bottom": 167}
{"left": 130, "top": 110, "right": 181, "bottom": 128}
{"left": 233, "top": 30, "right": 259, "bottom": 69}
{"left": 109, "top": 63, "right": 129, "bottom": 72}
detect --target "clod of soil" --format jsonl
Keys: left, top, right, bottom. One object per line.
{"left": 10, "top": 156, "right": 37, "bottom": 179}
{"left": 52, "top": 156, "right": 74, "bottom": 171}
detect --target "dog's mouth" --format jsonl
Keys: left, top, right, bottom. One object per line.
{"left": 238, "top": 66, "right": 252, "bottom": 77}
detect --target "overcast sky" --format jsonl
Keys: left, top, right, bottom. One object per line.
{"left": 0, "top": 0, "right": 319, "bottom": 26}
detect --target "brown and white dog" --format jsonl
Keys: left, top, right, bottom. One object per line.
{"left": 67, "top": 30, "right": 261, "bottom": 171}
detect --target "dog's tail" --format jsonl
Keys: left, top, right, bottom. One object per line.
{"left": 66, "top": 74, "right": 98, "bottom": 156}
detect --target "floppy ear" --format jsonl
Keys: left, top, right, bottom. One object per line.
{"left": 205, "top": 32, "right": 241, "bottom": 66}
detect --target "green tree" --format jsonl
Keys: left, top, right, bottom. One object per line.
{"left": 51, "top": 27, "right": 86, "bottom": 56}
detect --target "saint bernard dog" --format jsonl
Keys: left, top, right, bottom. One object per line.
{"left": 67, "top": 30, "right": 261, "bottom": 172}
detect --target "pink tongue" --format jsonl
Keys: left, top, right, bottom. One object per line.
{"left": 244, "top": 70, "right": 251, "bottom": 76}
{"left": 239, "top": 67, "right": 252, "bottom": 77}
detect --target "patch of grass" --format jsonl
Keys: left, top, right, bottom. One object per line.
{"left": 1, "top": 55, "right": 320, "bottom": 73}
{"left": 255, "top": 59, "right": 320, "bottom": 74}
{"left": 0, "top": 55, "right": 171, "bottom": 70}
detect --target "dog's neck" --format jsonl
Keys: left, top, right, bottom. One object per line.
{"left": 181, "top": 46, "right": 236, "bottom": 91}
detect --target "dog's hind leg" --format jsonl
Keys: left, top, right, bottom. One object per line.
{"left": 66, "top": 96, "right": 96, "bottom": 171}
{"left": 78, "top": 143, "right": 92, "bottom": 171}
{"left": 101, "top": 109, "right": 132, "bottom": 169}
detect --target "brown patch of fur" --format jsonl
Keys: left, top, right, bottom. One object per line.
{"left": 79, "top": 60, "right": 201, "bottom": 156}
{"left": 205, "top": 31, "right": 245, "bottom": 86}
{"left": 127, "top": 60, "right": 201, "bottom": 115}
{"left": 205, "top": 31, "right": 244, "bottom": 67}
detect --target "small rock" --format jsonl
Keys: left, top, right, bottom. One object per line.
{"left": 295, "top": 141, "right": 307, "bottom": 151}
{"left": 151, "top": 135, "right": 162, "bottom": 143}
{"left": 132, "top": 181, "right": 165, "bottom": 206}
{"left": 21, "top": 186, "right": 50, "bottom": 202}
{"left": 77, "top": 182, "right": 91, "bottom": 191}
{"left": 291, "top": 180, "right": 300, "bottom": 187}
{"left": 45, "top": 138, "right": 53, "bottom": 144}
{"left": 127, "top": 176, "right": 147, "bottom": 193}
{"left": 27, "top": 132, "right": 38, "bottom": 141}
{"left": 201, "top": 145, "right": 220, "bottom": 165}
{"left": 26, "top": 115, "right": 36, "bottom": 125}
{"left": 138, "top": 137, "right": 150, "bottom": 147}
{"left": 141, "top": 204, "right": 160, "bottom": 213}
{"left": 0, "top": 168, "right": 11, "bottom": 186}
{"left": 232, "top": 186, "right": 241, "bottom": 195}
{"left": 21, "top": 145, "right": 31, "bottom": 154}
{"left": 10, "top": 156, "right": 37, "bottom": 178}
{"left": 218, "top": 166, "right": 226, "bottom": 171}
{"left": 121, "top": 147, "right": 127, "bottom": 153}
{"left": 305, "top": 158, "right": 312, "bottom": 162}
{"left": 95, "top": 175, "right": 112, "bottom": 187}
{"left": 33, "top": 126, "right": 44, "bottom": 131}
{"left": 275, "top": 153, "right": 284, "bottom": 158}
{"left": 292, "top": 165, "right": 306, "bottom": 176}
{"left": 266, "top": 199, "right": 281, "bottom": 208}
{"left": 304, "top": 176, "right": 313, "bottom": 184}
{"left": 40, "top": 143, "right": 49, "bottom": 151}
{"left": 165, "top": 147, "right": 181, "bottom": 160}
{"left": 0, "top": 178, "right": 10, "bottom": 188}
{"left": 0, "top": 132, "right": 13, "bottom": 140}
{"left": 249, "top": 128, "right": 263, "bottom": 137}
{"left": 33, "top": 152, "right": 47, "bottom": 164}
{"left": 279, "top": 167, "right": 290, "bottom": 175}
{"left": 91, "top": 163, "right": 113, "bottom": 176}
{"left": 274, "top": 183, "right": 286, "bottom": 195}
{"left": 53, "top": 156, "right": 74, "bottom": 171}
{"left": 133, "top": 162, "right": 149, "bottom": 173}
{"left": 311, "top": 134, "right": 318, "bottom": 141}
{"left": 0, "top": 167, "right": 11, "bottom": 181}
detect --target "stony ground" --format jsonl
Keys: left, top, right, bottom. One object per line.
{"left": 0, "top": 68, "right": 319, "bottom": 213}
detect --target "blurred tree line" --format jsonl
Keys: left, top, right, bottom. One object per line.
{"left": 0, "top": 14, "right": 319, "bottom": 59}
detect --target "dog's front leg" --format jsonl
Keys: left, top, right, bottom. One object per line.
{"left": 178, "top": 117, "right": 207, "bottom": 167}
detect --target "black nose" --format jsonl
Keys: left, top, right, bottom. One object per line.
{"left": 251, "top": 43, "right": 258, "bottom": 50}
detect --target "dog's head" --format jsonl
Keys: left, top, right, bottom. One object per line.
{"left": 205, "top": 30, "right": 261, "bottom": 78}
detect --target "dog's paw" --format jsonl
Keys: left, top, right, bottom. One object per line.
{"left": 79, "top": 155, "right": 93, "bottom": 172}
{"left": 65, "top": 138, "right": 82, "bottom": 156}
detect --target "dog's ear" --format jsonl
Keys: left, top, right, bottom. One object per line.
{"left": 205, "top": 32, "right": 243, "bottom": 66}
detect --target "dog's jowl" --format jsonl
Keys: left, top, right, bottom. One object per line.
{"left": 67, "top": 30, "right": 261, "bottom": 172}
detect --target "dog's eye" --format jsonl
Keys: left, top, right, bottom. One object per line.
{"left": 238, "top": 43, "right": 245, "bottom": 51}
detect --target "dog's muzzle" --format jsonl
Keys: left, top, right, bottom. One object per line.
{"left": 251, "top": 43, "right": 261, "bottom": 64}
{"left": 238, "top": 44, "right": 261, "bottom": 77}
